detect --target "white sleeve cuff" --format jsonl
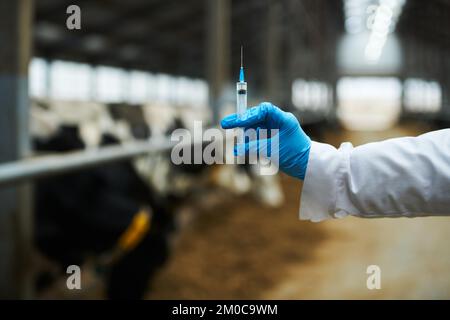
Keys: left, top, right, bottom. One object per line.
{"left": 299, "top": 141, "right": 353, "bottom": 222}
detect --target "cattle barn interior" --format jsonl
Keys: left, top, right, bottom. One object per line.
{"left": 0, "top": 0, "right": 450, "bottom": 299}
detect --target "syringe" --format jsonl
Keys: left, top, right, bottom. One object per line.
{"left": 236, "top": 46, "right": 247, "bottom": 146}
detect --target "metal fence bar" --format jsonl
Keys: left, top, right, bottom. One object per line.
{"left": 0, "top": 137, "right": 177, "bottom": 186}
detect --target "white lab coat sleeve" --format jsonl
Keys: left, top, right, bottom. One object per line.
{"left": 299, "top": 129, "right": 450, "bottom": 222}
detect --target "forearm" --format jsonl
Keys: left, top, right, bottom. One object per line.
{"left": 299, "top": 129, "right": 450, "bottom": 222}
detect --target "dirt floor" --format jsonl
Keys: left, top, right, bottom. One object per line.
{"left": 148, "top": 121, "right": 450, "bottom": 299}
{"left": 147, "top": 174, "right": 326, "bottom": 299}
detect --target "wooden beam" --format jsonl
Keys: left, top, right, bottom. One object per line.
{"left": 0, "top": 0, "right": 34, "bottom": 298}
{"left": 206, "top": 0, "right": 231, "bottom": 123}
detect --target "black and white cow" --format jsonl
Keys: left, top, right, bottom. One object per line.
{"left": 30, "top": 99, "right": 284, "bottom": 299}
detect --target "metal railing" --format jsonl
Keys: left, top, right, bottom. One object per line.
{"left": 0, "top": 137, "right": 177, "bottom": 186}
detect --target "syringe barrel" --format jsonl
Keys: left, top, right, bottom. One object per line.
{"left": 236, "top": 81, "right": 247, "bottom": 147}
{"left": 236, "top": 82, "right": 247, "bottom": 120}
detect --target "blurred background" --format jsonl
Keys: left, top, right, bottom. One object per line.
{"left": 0, "top": 0, "right": 449, "bottom": 299}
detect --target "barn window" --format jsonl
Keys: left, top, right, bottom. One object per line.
{"left": 292, "top": 79, "right": 332, "bottom": 112}
{"left": 50, "top": 60, "right": 92, "bottom": 101}
{"left": 96, "top": 66, "right": 127, "bottom": 103}
{"left": 403, "top": 79, "right": 442, "bottom": 113}
{"left": 29, "top": 58, "right": 48, "bottom": 99}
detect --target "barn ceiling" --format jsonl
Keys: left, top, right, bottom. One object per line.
{"left": 33, "top": 0, "right": 450, "bottom": 80}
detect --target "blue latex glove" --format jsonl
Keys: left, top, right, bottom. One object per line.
{"left": 221, "top": 102, "right": 311, "bottom": 180}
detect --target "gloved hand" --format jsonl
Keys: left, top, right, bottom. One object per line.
{"left": 221, "top": 102, "right": 311, "bottom": 180}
